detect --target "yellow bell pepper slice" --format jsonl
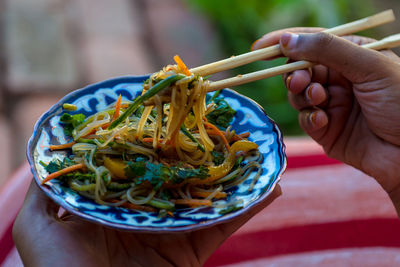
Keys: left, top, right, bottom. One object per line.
{"left": 192, "top": 140, "right": 258, "bottom": 184}
{"left": 104, "top": 157, "right": 127, "bottom": 179}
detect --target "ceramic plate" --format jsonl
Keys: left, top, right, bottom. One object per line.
{"left": 27, "top": 75, "right": 286, "bottom": 232}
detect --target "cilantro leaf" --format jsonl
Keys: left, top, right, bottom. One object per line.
{"left": 206, "top": 97, "right": 236, "bottom": 129}
{"left": 45, "top": 160, "right": 62, "bottom": 174}
{"left": 59, "top": 113, "right": 86, "bottom": 136}
{"left": 211, "top": 151, "right": 224, "bottom": 166}
{"left": 44, "top": 158, "right": 75, "bottom": 173}
{"left": 124, "top": 161, "right": 209, "bottom": 190}
{"left": 125, "top": 161, "right": 146, "bottom": 178}
{"left": 44, "top": 158, "right": 95, "bottom": 182}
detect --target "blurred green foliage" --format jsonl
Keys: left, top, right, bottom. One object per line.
{"left": 186, "top": 0, "right": 375, "bottom": 135}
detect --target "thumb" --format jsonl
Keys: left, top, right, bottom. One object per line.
{"left": 279, "top": 32, "right": 393, "bottom": 83}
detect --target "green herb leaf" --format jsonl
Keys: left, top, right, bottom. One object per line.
{"left": 206, "top": 97, "right": 236, "bottom": 129}
{"left": 125, "top": 161, "right": 146, "bottom": 179}
{"left": 211, "top": 151, "right": 224, "bottom": 166}
{"left": 124, "top": 161, "right": 209, "bottom": 190}
{"left": 60, "top": 113, "right": 86, "bottom": 136}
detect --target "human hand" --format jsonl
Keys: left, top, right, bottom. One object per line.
{"left": 13, "top": 180, "right": 281, "bottom": 267}
{"left": 252, "top": 28, "right": 400, "bottom": 205}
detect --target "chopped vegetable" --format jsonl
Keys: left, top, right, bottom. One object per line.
{"left": 41, "top": 163, "right": 86, "bottom": 185}
{"left": 173, "top": 55, "right": 191, "bottom": 76}
{"left": 106, "top": 182, "right": 131, "bottom": 191}
{"left": 108, "top": 199, "right": 157, "bottom": 212}
{"left": 208, "top": 90, "right": 221, "bottom": 104}
{"left": 111, "top": 94, "right": 122, "bottom": 122}
{"left": 231, "top": 132, "right": 250, "bottom": 142}
{"left": 125, "top": 161, "right": 146, "bottom": 178}
{"left": 104, "top": 157, "right": 128, "bottom": 179}
{"left": 137, "top": 197, "right": 175, "bottom": 210}
{"left": 181, "top": 124, "right": 205, "bottom": 152}
{"left": 44, "top": 158, "right": 75, "bottom": 173}
{"left": 206, "top": 97, "right": 236, "bottom": 129}
{"left": 49, "top": 141, "right": 76, "bottom": 151}
{"left": 62, "top": 103, "right": 77, "bottom": 111}
{"left": 192, "top": 140, "right": 258, "bottom": 184}
{"left": 211, "top": 151, "right": 224, "bottom": 165}
{"left": 60, "top": 113, "right": 86, "bottom": 136}
{"left": 173, "top": 199, "right": 212, "bottom": 207}
{"left": 123, "top": 160, "right": 209, "bottom": 190}
{"left": 109, "top": 74, "right": 185, "bottom": 130}
{"left": 205, "top": 122, "right": 230, "bottom": 151}
{"left": 191, "top": 191, "right": 227, "bottom": 199}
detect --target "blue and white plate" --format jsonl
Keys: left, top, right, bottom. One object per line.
{"left": 27, "top": 76, "right": 286, "bottom": 232}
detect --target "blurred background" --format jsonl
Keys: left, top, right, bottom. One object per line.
{"left": 0, "top": 0, "right": 399, "bottom": 186}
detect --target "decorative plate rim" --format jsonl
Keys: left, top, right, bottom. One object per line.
{"left": 27, "top": 75, "right": 287, "bottom": 233}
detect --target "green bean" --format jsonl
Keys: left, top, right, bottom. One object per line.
{"left": 107, "top": 182, "right": 131, "bottom": 191}
{"left": 180, "top": 124, "right": 205, "bottom": 152}
{"left": 70, "top": 181, "right": 96, "bottom": 191}
{"left": 136, "top": 196, "right": 175, "bottom": 210}
{"left": 109, "top": 74, "right": 185, "bottom": 130}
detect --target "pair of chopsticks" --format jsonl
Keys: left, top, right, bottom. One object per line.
{"left": 188, "top": 10, "right": 399, "bottom": 92}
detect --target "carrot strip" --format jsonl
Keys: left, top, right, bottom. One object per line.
{"left": 108, "top": 199, "right": 156, "bottom": 212}
{"left": 239, "top": 132, "right": 250, "bottom": 138}
{"left": 142, "top": 137, "right": 163, "bottom": 148}
{"left": 167, "top": 211, "right": 174, "bottom": 217}
{"left": 190, "top": 191, "right": 227, "bottom": 199}
{"left": 205, "top": 122, "right": 230, "bottom": 151}
{"left": 49, "top": 141, "right": 76, "bottom": 150}
{"left": 173, "top": 199, "right": 212, "bottom": 207}
{"left": 231, "top": 132, "right": 250, "bottom": 142}
{"left": 81, "top": 122, "right": 111, "bottom": 138}
{"left": 112, "top": 94, "right": 122, "bottom": 122}
{"left": 173, "top": 55, "right": 191, "bottom": 76}
{"left": 41, "top": 163, "right": 86, "bottom": 185}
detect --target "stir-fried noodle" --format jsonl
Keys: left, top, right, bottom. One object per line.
{"left": 42, "top": 57, "right": 262, "bottom": 214}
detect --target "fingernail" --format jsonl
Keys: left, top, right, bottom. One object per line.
{"left": 306, "top": 85, "right": 313, "bottom": 102}
{"left": 251, "top": 38, "right": 261, "bottom": 50}
{"left": 310, "top": 110, "right": 328, "bottom": 129}
{"left": 286, "top": 75, "right": 293, "bottom": 89}
{"left": 310, "top": 111, "right": 317, "bottom": 125}
{"left": 281, "top": 33, "right": 299, "bottom": 49}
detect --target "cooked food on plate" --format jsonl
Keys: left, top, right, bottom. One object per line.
{"left": 41, "top": 55, "right": 262, "bottom": 214}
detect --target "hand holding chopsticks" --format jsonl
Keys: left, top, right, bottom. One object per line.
{"left": 188, "top": 9, "right": 399, "bottom": 92}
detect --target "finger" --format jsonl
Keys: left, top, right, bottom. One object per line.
{"left": 298, "top": 109, "right": 329, "bottom": 132}
{"left": 288, "top": 83, "right": 328, "bottom": 109}
{"left": 286, "top": 69, "right": 312, "bottom": 94}
{"left": 342, "top": 35, "right": 376, "bottom": 45}
{"left": 251, "top": 27, "right": 325, "bottom": 51}
{"left": 19, "top": 180, "right": 59, "bottom": 221}
{"left": 280, "top": 32, "right": 395, "bottom": 83}
{"left": 311, "top": 64, "right": 329, "bottom": 85}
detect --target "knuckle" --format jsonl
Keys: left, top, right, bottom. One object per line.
{"left": 312, "top": 32, "right": 334, "bottom": 48}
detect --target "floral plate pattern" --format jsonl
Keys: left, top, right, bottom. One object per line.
{"left": 27, "top": 76, "right": 286, "bottom": 232}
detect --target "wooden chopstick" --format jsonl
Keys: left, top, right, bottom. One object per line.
{"left": 190, "top": 9, "right": 395, "bottom": 77}
{"left": 207, "top": 33, "right": 400, "bottom": 92}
